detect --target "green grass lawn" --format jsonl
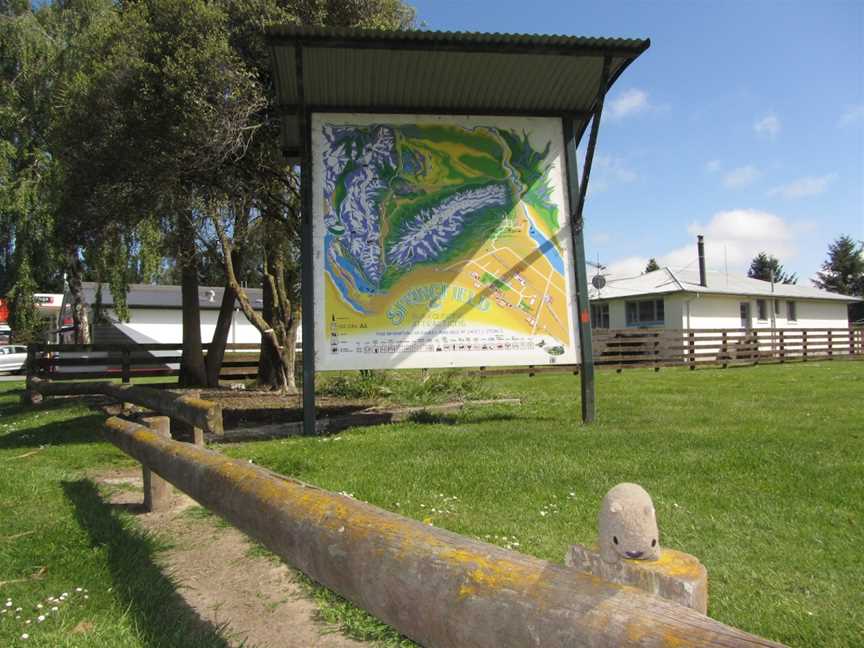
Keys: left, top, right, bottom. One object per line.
{"left": 1, "top": 362, "right": 863, "bottom": 646}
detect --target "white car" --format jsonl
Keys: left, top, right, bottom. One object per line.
{"left": 0, "top": 345, "right": 28, "bottom": 374}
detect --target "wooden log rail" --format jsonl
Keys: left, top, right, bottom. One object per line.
{"left": 28, "top": 377, "right": 223, "bottom": 436}
{"left": 103, "top": 415, "right": 785, "bottom": 648}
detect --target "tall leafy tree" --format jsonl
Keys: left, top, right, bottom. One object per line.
{"left": 813, "top": 235, "right": 864, "bottom": 296}
{"left": 0, "top": 3, "right": 65, "bottom": 331}
{"left": 747, "top": 252, "right": 798, "bottom": 284}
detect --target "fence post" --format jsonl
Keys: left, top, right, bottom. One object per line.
{"left": 752, "top": 330, "right": 759, "bottom": 365}
{"left": 688, "top": 331, "right": 696, "bottom": 370}
{"left": 779, "top": 330, "right": 785, "bottom": 363}
{"left": 721, "top": 331, "right": 728, "bottom": 369}
{"left": 121, "top": 348, "right": 131, "bottom": 384}
{"left": 25, "top": 345, "right": 35, "bottom": 390}
{"left": 653, "top": 334, "right": 660, "bottom": 372}
{"left": 802, "top": 330, "right": 808, "bottom": 361}
{"left": 849, "top": 329, "right": 855, "bottom": 357}
{"left": 142, "top": 416, "right": 172, "bottom": 512}
{"left": 827, "top": 330, "right": 833, "bottom": 360}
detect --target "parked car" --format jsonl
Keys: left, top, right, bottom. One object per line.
{"left": 0, "top": 345, "right": 28, "bottom": 374}
{"left": 0, "top": 324, "right": 11, "bottom": 344}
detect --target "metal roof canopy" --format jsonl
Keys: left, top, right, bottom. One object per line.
{"left": 266, "top": 25, "right": 650, "bottom": 433}
{"left": 267, "top": 25, "right": 650, "bottom": 153}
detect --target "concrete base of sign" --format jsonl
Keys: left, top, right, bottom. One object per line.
{"left": 565, "top": 544, "right": 708, "bottom": 614}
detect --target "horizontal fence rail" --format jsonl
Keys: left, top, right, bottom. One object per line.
{"left": 103, "top": 415, "right": 785, "bottom": 648}
{"left": 592, "top": 327, "right": 864, "bottom": 371}
{"left": 25, "top": 342, "right": 263, "bottom": 382}
{"left": 22, "top": 327, "right": 863, "bottom": 383}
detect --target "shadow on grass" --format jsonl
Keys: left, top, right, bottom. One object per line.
{"left": 0, "top": 412, "right": 107, "bottom": 450}
{"left": 405, "top": 410, "right": 526, "bottom": 425}
{"left": 62, "top": 479, "right": 232, "bottom": 648}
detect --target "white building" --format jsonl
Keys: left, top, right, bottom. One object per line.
{"left": 589, "top": 267, "right": 860, "bottom": 331}
{"left": 58, "top": 283, "right": 264, "bottom": 345}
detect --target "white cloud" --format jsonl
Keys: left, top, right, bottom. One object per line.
{"left": 723, "top": 165, "right": 760, "bottom": 188}
{"left": 605, "top": 256, "right": 652, "bottom": 278}
{"left": 768, "top": 174, "right": 836, "bottom": 199}
{"left": 608, "top": 89, "right": 650, "bottom": 119}
{"left": 838, "top": 104, "right": 864, "bottom": 127}
{"left": 604, "top": 209, "right": 803, "bottom": 278}
{"left": 589, "top": 154, "right": 639, "bottom": 193}
{"left": 705, "top": 159, "right": 722, "bottom": 173}
{"left": 754, "top": 113, "right": 781, "bottom": 139}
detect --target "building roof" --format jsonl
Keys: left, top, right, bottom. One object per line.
{"left": 266, "top": 25, "right": 650, "bottom": 152}
{"left": 589, "top": 268, "right": 862, "bottom": 303}
{"left": 76, "top": 283, "right": 264, "bottom": 310}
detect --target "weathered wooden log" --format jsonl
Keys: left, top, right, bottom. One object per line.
{"left": 103, "top": 416, "right": 786, "bottom": 648}
{"left": 101, "top": 384, "right": 223, "bottom": 436}
{"left": 28, "top": 378, "right": 223, "bottom": 436}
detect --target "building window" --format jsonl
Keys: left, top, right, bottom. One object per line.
{"left": 774, "top": 299, "right": 780, "bottom": 315}
{"left": 757, "top": 299, "right": 768, "bottom": 321}
{"left": 625, "top": 299, "right": 664, "bottom": 327}
{"left": 591, "top": 303, "right": 609, "bottom": 329}
{"left": 787, "top": 301, "right": 797, "bottom": 322}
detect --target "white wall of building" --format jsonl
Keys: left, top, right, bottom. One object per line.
{"left": 595, "top": 294, "right": 850, "bottom": 331}
{"left": 97, "top": 308, "right": 262, "bottom": 345}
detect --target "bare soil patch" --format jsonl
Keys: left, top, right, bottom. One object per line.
{"left": 94, "top": 468, "right": 365, "bottom": 648}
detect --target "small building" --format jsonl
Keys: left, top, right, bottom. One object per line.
{"left": 59, "top": 283, "right": 264, "bottom": 345}
{"left": 589, "top": 267, "right": 860, "bottom": 331}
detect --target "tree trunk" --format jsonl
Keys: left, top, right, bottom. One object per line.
{"left": 178, "top": 214, "right": 207, "bottom": 386}
{"left": 211, "top": 213, "right": 296, "bottom": 394}
{"left": 67, "top": 248, "right": 91, "bottom": 344}
{"left": 204, "top": 283, "right": 236, "bottom": 387}
{"left": 256, "top": 272, "right": 279, "bottom": 387}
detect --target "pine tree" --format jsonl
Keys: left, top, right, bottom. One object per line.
{"left": 644, "top": 258, "right": 660, "bottom": 273}
{"left": 747, "top": 252, "right": 797, "bottom": 284}
{"left": 813, "top": 235, "right": 864, "bottom": 296}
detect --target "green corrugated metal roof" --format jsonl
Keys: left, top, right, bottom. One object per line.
{"left": 267, "top": 24, "right": 650, "bottom": 55}
{"left": 267, "top": 25, "right": 650, "bottom": 151}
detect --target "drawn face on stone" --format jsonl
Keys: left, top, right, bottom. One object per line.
{"left": 598, "top": 483, "right": 660, "bottom": 563}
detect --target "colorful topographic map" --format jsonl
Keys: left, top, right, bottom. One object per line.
{"left": 319, "top": 119, "right": 574, "bottom": 365}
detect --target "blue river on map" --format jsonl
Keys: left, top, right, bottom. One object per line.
{"left": 325, "top": 232, "right": 370, "bottom": 313}
{"left": 524, "top": 209, "right": 565, "bottom": 275}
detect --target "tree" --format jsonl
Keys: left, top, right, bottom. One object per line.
{"left": 747, "top": 252, "right": 797, "bottom": 284}
{"left": 1, "top": 3, "right": 66, "bottom": 315}
{"left": 644, "top": 258, "right": 659, "bottom": 273}
{"left": 813, "top": 235, "right": 864, "bottom": 297}
{"left": 45, "top": 0, "right": 416, "bottom": 391}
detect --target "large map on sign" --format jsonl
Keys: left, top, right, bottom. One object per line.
{"left": 311, "top": 114, "right": 579, "bottom": 370}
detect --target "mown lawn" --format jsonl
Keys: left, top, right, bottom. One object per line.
{"left": 0, "top": 389, "right": 232, "bottom": 647}
{"left": 1, "top": 362, "right": 862, "bottom": 647}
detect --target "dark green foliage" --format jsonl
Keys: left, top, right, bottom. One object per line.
{"left": 747, "top": 252, "right": 797, "bottom": 284}
{"left": 812, "top": 235, "right": 864, "bottom": 296}
{"left": 644, "top": 258, "right": 660, "bottom": 273}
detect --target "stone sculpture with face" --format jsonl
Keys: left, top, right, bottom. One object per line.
{"left": 598, "top": 483, "right": 660, "bottom": 563}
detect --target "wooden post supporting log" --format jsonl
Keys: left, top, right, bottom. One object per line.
{"left": 141, "top": 416, "right": 172, "bottom": 512}
{"left": 102, "top": 416, "right": 786, "bottom": 648}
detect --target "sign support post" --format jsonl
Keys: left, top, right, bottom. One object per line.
{"left": 297, "top": 45, "right": 317, "bottom": 437}
{"left": 564, "top": 57, "right": 610, "bottom": 424}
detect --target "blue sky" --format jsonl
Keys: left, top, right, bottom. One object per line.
{"left": 411, "top": 0, "right": 864, "bottom": 281}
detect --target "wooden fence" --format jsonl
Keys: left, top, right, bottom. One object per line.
{"left": 25, "top": 327, "right": 864, "bottom": 384}
{"left": 592, "top": 326, "right": 864, "bottom": 371}
{"left": 26, "top": 342, "right": 261, "bottom": 383}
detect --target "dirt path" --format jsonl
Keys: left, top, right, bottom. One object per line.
{"left": 96, "top": 469, "right": 365, "bottom": 648}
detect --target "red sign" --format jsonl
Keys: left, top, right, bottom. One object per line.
{"left": 0, "top": 298, "right": 8, "bottom": 323}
